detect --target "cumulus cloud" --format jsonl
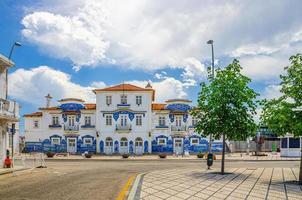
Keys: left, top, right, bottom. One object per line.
{"left": 126, "top": 78, "right": 187, "bottom": 102}
{"left": 261, "top": 84, "right": 282, "bottom": 100}
{"left": 8, "top": 66, "right": 104, "bottom": 106}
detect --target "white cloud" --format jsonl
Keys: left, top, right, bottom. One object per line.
{"left": 8, "top": 66, "right": 103, "bottom": 106}
{"left": 261, "top": 84, "right": 282, "bottom": 100}
{"left": 126, "top": 78, "right": 187, "bottom": 102}
{"left": 20, "top": 0, "right": 302, "bottom": 86}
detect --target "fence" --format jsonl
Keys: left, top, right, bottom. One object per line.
{"left": 229, "top": 140, "right": 280, "bottom": 153}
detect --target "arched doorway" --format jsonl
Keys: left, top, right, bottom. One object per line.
{"left": 135, "top": 137, "right": 143, "bottom": 155}
{"left": 120, "top": 137, "right": 128, "bottom": 154}
{"left": 104, "top": 137, "right": 113, "bottom": 155}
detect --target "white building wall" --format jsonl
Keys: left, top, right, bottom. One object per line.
{"left": 0, "top": 68, "right": 6, "bottom": 99}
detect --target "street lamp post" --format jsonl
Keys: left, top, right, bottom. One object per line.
{"left": 207, "top": 40, "right": 214, "bottom": 154}
{"left": 6, "top": 41, "right": 22, "bottom": 99}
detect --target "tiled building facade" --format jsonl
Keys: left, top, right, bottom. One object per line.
{"left": 24, "top": 83, "right": 222, "bottom": 154}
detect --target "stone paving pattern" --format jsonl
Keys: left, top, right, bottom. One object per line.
{"left": 139, "top": 168, "right": 302, "bottom": 200}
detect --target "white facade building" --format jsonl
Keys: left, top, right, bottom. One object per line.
{"left": 0, "top": 54, "right": 19, "bottom": 167}
{"left": 24, "top": 83, "right": 222, "bottom": 154}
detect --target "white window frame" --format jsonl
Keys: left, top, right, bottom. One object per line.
{"left": 52, "top": 116, "right": 59, "bottom": 125}
{"left": 136, "top": 95, "right": 142, "bottom": 105}
{"left": 120, "top": 95, "right": 127, "bottom": 104}
{"left": 175, "top": 116, "right": 182, "bottom": 126}
{"left": 51, "top": 137, "right": 61, "bottom": 145}
{"left": 83, "top": 138, "right": 92, "bottom": 146}
{"left": 158, "top": 116, "right": 166, "bottom": 126}
{"left": 105, "top": 115, "right": 112, "bottom": 126}
{"left": 68, "top": 116, "right": 75, "bottom": 126}
{"left": 190, "top": 138, "right": 199, "bottom": 146}
{"left": 106, "top": 95, "right": 112, "bottom": 106}
{"left": 136, "top": 115, "right": 142, "bottom": 126}
{"left": 85, "top": 116, "right": 91, "bottom": 125}
{"left": 33, "top": 120, "right": 39, "bottom": 128}
{"left": 120, "top": 115, "right": 127, "bottom": 126}
{"left": 157, "top": 138, "right": 167, "bottom": 146}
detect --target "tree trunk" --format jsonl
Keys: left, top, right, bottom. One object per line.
{"left": 299, "top": 148, "right": 302, "bottom": 185}
{"left": 221, "top": 133, "right": 225, "bottom": 175}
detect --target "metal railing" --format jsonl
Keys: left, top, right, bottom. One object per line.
{"left": 116, "top": 124, "right": 132, "bottom": 131}
{"left": 0, "top": 98, "right": 17, "bottom": 119}
{"left": 171, "top": 125, "right": 187, "bottom": 132}
{"left": 64, "top": 124, "right": 79, "bottom": 131}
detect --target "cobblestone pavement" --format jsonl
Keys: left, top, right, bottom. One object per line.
{"left": 137, "top": 168, "right": 302, "bottom": 200}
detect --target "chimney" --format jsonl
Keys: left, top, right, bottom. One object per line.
{"left": 45, "top": 94, "right": 52, "bottom": 108}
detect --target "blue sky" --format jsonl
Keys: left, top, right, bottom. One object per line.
{"left": 1, "top": 0, "right": 302, "bottom": 133}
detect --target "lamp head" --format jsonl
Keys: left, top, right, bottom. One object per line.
{"left": 207, "top": 40, "right": 214, "bottom": 45}
{"left": 14, "top": 42, "right": 22, "bottom": 47}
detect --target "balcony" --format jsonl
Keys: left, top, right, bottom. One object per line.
{"left": 81, "top": 124, "right": 95, "bottom": 129}
{"left": 49, "top": 124, "right": 62, "bottom": 128}
{"left": 0, "top": 98, "right": 18, "bottom": 122}
{"left": 115, "top": 124, "right": 132, "bottom": 133}
{"left": 64, "top": 124, "right": 79, "bottom": 131}
{"left": 171, "top": 125, "right": 187, "bottom": 132}
{"left": 155, "top": 125, "right": 169, "bottom": 129}
{"left": 117, "top": 103, "right": 130, "bottom": 109}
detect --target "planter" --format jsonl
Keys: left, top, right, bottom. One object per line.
{"left": 122, "top": 154, "right": 129, "bottom": 159}
{"left": 158, "top": 153, "right": 167, "bottom": 159}
{"left": 46, "top": 152, "right": 55, "bottom": 158}
{"left": 197, "top": 153, "right": 204, "bottom": 158}
{"left": 85, "top": 154, "right": 92, "bottom": 158}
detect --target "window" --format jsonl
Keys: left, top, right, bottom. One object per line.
{"left": 135, "top": 138, "right": 143, "bottom": 146}
{"left": 106, "top": 115, "right": 112, "bottom": 126}
{"left": 121, "top": 95, "right": 127, "bottom": 104}
{"left": 136, "top": 115, "right": 142, "bottom": 126}
{"left": 192, "top": 118, "right": 198, "bottom": 126}
{"left": 120, "top": 115, "right": 127, "bottom": 126}
{"left": 191, "top": 138, "right": 199, "bottom": 145}
{"left": 120, "top": 137, "right": 128, "bottom": 146}
{"left": 84, "top": 138, "right": 92, "bottom": 146}
{"left": 105, "top": 137, "right": 113, "bottom": 146}
{"left": 106, "top": 96, "right": 112, "bottom": 106}
{"left": 136, "top": 96, "right": 142, "bottom": 105}
{"left": 175, "top": 116, "right": 182, "bottom": 126}
{"left": 158, "top": 138, "right": 167, "bottom": 146}
{"left": 158, "top": 116, "right": 166, "bottom": 126}
{"left": 85, "top": 116, "right": 91, "bottom": 125}
{"left": 51, "top": 138, "right": 60, "bottom": 145}
{"left": 52, "top": 116, "right": 59, "bottom": 125}
{"left": 33, "top": 120, "right": 39, "bottom": 128}
{"left": 68, "top": 116, "right": 75, "bottom": 126}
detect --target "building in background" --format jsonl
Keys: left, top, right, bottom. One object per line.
{"left": 24, "top": 83, "right": 222, "bottom": 155}
{"left": 0, "top": 54, "right": 19, "bottom": 167}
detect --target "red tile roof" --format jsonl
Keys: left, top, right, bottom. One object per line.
{"left": 84, "top": 103, "right": 96, "bottom": 110}
{"left": 23, "top": 112, "right": 43, "bottom": 117}
{"left": 39, "top": 106, "right": 60, "bottom": 111}
{"left": 152, "top": 103, "right": 166, "bottom": 110}
{"left": 93, "top": 83, "right": 155, "bottom": 100}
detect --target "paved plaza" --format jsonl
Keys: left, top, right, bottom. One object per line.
{"left": 133, "top": 168, "right": 302, "bottom": 200}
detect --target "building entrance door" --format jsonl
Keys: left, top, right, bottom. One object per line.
{"left": 173, "top": 138, "right": 183, "bottom": 155}
{"left": 105, "top": 138, "right": 113, "bottom": 155}
{"left": 135, "top": 138, "right": 143, "bottom": 155}
{"left": 67, "top": 138, "right": 77, "bottom": 153}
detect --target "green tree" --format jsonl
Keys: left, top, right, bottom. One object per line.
{"left": 261, "top": 54, "right": 302, "bottom": 184}
{"left": 192, "top": 59, "right": 258, "bottom": 174}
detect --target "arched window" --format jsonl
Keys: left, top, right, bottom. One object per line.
{"left": 105, "top": 137, "right": 113, "bottom": 146}
{"left": 120, "top": 137, "right": 128, "bottom": 146}
{"left": 135, "top": 137, "right": 143, "bottom": 146}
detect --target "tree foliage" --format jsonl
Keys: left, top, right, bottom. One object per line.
{"left": 261, "top": 54, "right": 302, "bottom": 137}
{"left": 191, "top": 59, "right": 258, "bottom": 141}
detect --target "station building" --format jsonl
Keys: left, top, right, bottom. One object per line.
{"left": 24, "top": 83, "right": 222, "bottom": 155}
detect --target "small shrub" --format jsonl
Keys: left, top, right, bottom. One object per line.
{"left": 197, "top": 152, "right": 204, "bottom": 158}
{"left": 122, "top": 154, "right": 129, "bottom": 158}
{"left": 158, "top": 153, "right": 167, "bottom": 158}
{"left": 46, "top": 152, "right": 55, "bottom": 158}
{"left": 85, "top": 153, "right": 92, "bottom": 158}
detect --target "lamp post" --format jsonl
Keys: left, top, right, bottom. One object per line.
{"left": 207, "top": 39, "right": 214, "bottom": 154}
{"left": 6, "top": 41, "right": 22, "bottom": 99}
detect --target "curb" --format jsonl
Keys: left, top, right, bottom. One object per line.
{"left": 41, "top": 158, "right": 300, "bottom": 162}
{"left": 127, "top": 173, "right": 145, "bottom": 200}
{"left": 0, "top": 167, "right": 31, "bottom": 176}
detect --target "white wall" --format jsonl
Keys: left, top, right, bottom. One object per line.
{"left": 0, "top": 68, "right": 6, "bottom": 99}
